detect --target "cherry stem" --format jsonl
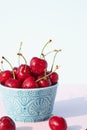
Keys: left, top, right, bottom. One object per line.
{"left": 19, "top": 42, "right": 23, "bottom": 52}
{"left": 43, "top": 49, "right": 58, "bottom": 57}
{"left": 36, "top": 65, "right": 59, "bottom": 82}
{"left": 2, "top": 56, "right": 15, "bottom": 79}
{"left": 0, "top": 61, "right": 4, "bottom": 71}
{"left": 40, "top": 39, "right": 52, "bottom": 59}
{"left": 51, "top": 49, "right": 61, "bottom": 72}
{"left": 18, "top": 42, "right": 23, "bottom": 66}
{"left": 17, "top": 53, "right": 27, "bottom": 65}
{"left": 43, "top": 68, "right": 47, "bottom": 80}
{"left": 17, "top": 53, "right": 27, "bottom": 72}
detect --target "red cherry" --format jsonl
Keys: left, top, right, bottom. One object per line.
{"left": 30, "top": 57, "right": 47, "bottom": 75}
{"left": 36, "top": 66, "right": 59, "bottom": 87}
{"left": 49, "top": 116, "right": 67, "bottom": 130}
{"left": 49, "top": 72, "right": 59, "bottom": 85}
{"left": 17, "top": 53, "right": 31, "bottom": 81}
{"left": 22, "top": 76, "right": 39, "bottom": 89}
{"left": 0, "top": 116, "right": 16, "bottom": 130}
{"left": 38, "top": 78, "right": 52, "bottom": 87}
{"left": 17, "top": 64, "right": 31, "bottom": 81}
{"left": 5, "top": 78, "right": 22, "bottom": 88}
{"left": 37, "top": 75, "right": 52, "bottom": 87}
{"left": 0, "top": 70, "right": 12, "bottom": 85}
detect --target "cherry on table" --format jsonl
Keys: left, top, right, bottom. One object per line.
{"left": 0, "top": 116, "right": 16, "bottom": 130}
{"left": 49, "top": 116, "right": 67, "bottom": 130}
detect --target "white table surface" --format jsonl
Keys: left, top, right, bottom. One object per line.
{"left": 0, "top": 84, "right": 87, "bottom": 130}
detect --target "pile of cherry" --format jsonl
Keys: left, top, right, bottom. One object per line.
{"left": 0, "top": 40, "right": 61, "bottom": 89}
{"left": 0, "top": 40, "right": 68, "bottom": 130}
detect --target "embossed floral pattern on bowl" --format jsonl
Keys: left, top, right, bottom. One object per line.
{"left": 0, "top": 83, "right": 58, "bottom": 122}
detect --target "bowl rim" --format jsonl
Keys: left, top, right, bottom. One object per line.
{"left": 0, "top": 82, "right": 58, "bottom": 91}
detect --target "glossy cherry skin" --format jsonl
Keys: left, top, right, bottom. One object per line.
{"left": 30, "top": 57, "right": 47, "bottom": 75}
{"left": 0, "top": 70, "right": 12, "bottom": 85}
{"left": 49, "top": 72, "right": 59, "bottom": 85}
{"left": 0, "top": 116, "right": 16, "bottom": 130}
{"left": 22, "top": 76, "right": 39, "bottom": 89}
{"left": 5, "top": 78, "right": 22, "bottom": 88}
{"left": 37, "top": 77, "right": 52, "bottom": 87}
{"left": 17, "top": 64, "right": 31, "bottom": 81}
{"left": 49, "top": 116, "right": 67, "bottom": 130}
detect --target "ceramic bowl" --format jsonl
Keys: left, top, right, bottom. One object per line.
{"left": 0, "top": 83, "right": 58, "bottom": 122}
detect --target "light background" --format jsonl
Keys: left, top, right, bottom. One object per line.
{"left": 0, "top": 0, "right": 87, "bottom": 85}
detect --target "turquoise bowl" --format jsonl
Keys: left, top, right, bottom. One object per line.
{"left": 0, "top": 83, "right": 58, "bottom": 122}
